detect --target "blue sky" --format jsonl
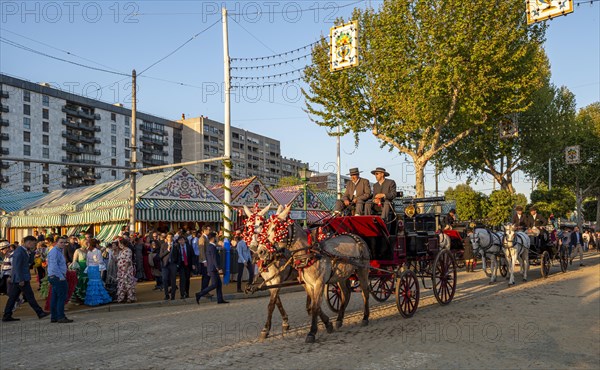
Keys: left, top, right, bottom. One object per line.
{"left": 1, "top": 1, "right": 598, "bottom": 199}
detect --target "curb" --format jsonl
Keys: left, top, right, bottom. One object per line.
{"left": 72, "top": 285, "right": 307, "bottom": 315}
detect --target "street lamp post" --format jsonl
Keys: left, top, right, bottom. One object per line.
{"left": 299, "top": 167, "right": 312, "bottom": 228}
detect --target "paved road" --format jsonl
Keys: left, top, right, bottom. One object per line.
{"left": 1, "top": 254, "right": 599, "bottom": 369}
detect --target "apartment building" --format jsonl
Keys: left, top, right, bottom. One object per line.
{"left": 180, "top": 116, "right": 306, "bottom": 187}
{"left": 0, "top": 74, "right": 182, "bottom": 193}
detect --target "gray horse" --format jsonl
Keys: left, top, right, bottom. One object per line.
{"left": 470, "top": 228, "right": 504, "bottom": 284}
{"left": 262, "top": 205, "right": 371, "bottom": 343}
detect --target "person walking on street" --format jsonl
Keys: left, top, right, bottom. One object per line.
{"left": 160, "top": 234, "right": 177, "bottom": 300}
{"left": 198, "top": 225, "right": 212, "bottom": 294}
{"left": 235, "top": 236, "right": 254, "bottom": 293}
{"left": 569, "top": 226, "right": 585, "bottom": 267}
{"left": 46, "top": 236, "right": 72, "bottom": 323}
{"left": 2, "top": 235, "right": 49, "bottom": 322}
{"left": 195, "top": 232, "right": 228, "bottom": 304}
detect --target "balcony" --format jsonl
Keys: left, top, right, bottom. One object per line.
{"left": 62, "top": 144, "right": 81, "bottom": 153}
{"left": 62, "top": 182, "right": 80, "bottom": 189}
{"left": 62, "top": 119, "right": 101, "bottom": 132}
{"left": 0, "top": 133, "right": 8, "bottom": 141}
{"left": 61, "top": 131, "right": 79, "bottom": 141}
{"left": 62, "top": 169, "right": 84, "bottom": 178}
{"left": 1, "top": 161, "right": 9, "bottom": 169}
{"left": 0, "top": 104, "right": 8, "bottom": 113}
{"left": 140, "top": 124, "right": 166, "bottom": 136}
{"left": 61, "top": 157, "right": 100, "bottom": 165}
{"left": 80, "top": 135, "right": 101, "bottom": 144}
{"left": 0, "top": 118, "right": 8, "bottom": 127}
{"left": 143, "top": 158, "right": 166, "bottom": 166}
{"left": 83, "top": 172, "right": 101, "bottom": 180}
{"left": 62, "top": 105, "right": 100, "bottom": 120}
{"left": 0, "top": 90, "right": 8, "bottom": 99}
{"left": 1, "top": 148, "right": 8, "bottom": 155}
{"left": 141, "top": 146, "right": 168, "bottom": 157}
{"left": 140, "top": 135, "right": 168, "bottom": 146}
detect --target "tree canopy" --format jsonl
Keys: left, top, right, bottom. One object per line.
{"left": 304, "top": 0, "right": 548, "bottom": 197}
{"left": 444, "top": 184, "right": 488, "bottom": 221}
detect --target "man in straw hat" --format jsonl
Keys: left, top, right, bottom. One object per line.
{"left": 365, "top": 167, "right": 397, "bottom": 222}
{"left": 333, "top": 168, "right": 371, "bottom": 216}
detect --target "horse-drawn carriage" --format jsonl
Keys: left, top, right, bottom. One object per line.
{"left": 321, "top": 196, "right": 459, "bottom": 318}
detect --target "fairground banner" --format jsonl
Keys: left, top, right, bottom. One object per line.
{"left": 565, "top": 145, "right": 581, "bottom": 164}
{"left": 330, "top": 21, "right": 359, "bottom": 71}
{"left": 526, "top": 0, "right": 574, "bottom": 24}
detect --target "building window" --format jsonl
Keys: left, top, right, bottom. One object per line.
{"left": 23, "top": 172, "right": 31, "bottom": 183}
{"left": 111, "top": 147, "right": 117, "bottom": 157}
{"left": 125, "top": 150, "right": 130, "bottom": 159}
{"left": 23, "top": 90, "right": 30, "bottom": 102}
{"left": 111, "top": 136, "right": 117, "bottom": 145}
{"left": 111, "top": 159, "right": 116, "bottom": 166}
{"left": 23, "top": 185, "right": 31, "bottom": 192}
{"left": 43, "top": 135, "right": 49, "bottom": 146}
{"left": 125, "top": 116, "right": 130, "bottom": 126}
{"left": 23, "top": 132, "right": 30, "bottom": 143}
{"left": 23, "top": 117, "right": 31, "bottom": 129}
{"left": 43, "top": 187, "right": 49, "bottom": 193}
{"left": 125, "top": 139, "right": 129, "bottom": 147}
{"left": 42, "top": 95, "right": 49, "bottom": 107}
{"left": 42, "top": 147, "right": 49, "bottom": 159}
{"left": 42, "top": 121, "right": 49, "bottom": 132}
{"left": 43, "top": 174, "right": 49, "bottom": 184}
{"left": 111, "top": 170, "right": 117, "bottom": 177}
{"left": 24, "top": 161, "right": 30, "bottom": 169}
{"left": 23, "top": 145, "right": 31, "bottom": 156}
{"left": 42, "top": 108, "right": 49, "bottom": 119}
{"left": 43, "top": 163, "right": 49, "bottom": 171}
{"left": 23, "top": 104, "right": 30, "bottom": 115}
{"left": 111, "top": 113, "right": 116, "bottom": 121}
{"left": 111, "top": 124, "right": 117, "bottom": 134}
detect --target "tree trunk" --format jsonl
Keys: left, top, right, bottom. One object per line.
{"left": 596, "top": 195, "right": 600, "bottom": 228}
{"left": 415, "top": 162, "right": 425, "bottom": 198}
{"left": 575, "top": 182, "right": 583, "bottom": 229}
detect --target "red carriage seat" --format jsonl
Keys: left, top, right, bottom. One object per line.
{"left": 443, "top": 229, "right": 462, "bottom": 241}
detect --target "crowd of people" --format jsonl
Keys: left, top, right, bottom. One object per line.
{"left": 0, "top": 226, "right": 256, "bottom": 322}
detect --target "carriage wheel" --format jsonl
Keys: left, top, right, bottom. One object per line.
{"left": 324, "top": 283, "right": 342, "bottom": 313}
{"left": 500, "top": 257, "right": 508, "bottom": 278}
{"left": 559, "top": 245, "right": 568, "bottom": 273}
{"left": 484, "top": 257, "right": 492, "bottom": 278}
{"left": 432, "top": 249, "right": 457, "bottom": 306}
{"left": 369, "top": 273, "right": 395, "bottom": 302}
{"left": 541, "top": 251, "right": 551, "bottom": 278}
{"left": 396, "top": 269, "right": 419, "bottom": 318}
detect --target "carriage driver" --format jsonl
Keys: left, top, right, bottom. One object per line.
{"left": 333, "top": 168, "right": 371, "bottom": 216}
{"left": 511, "top": 206, "right": 529, "bottom": 231}
{"left": 364, "top": 167, "right": 397, "bottom": 222}
{"left": 527, "top": 206, "right": 547, "bottom": 250}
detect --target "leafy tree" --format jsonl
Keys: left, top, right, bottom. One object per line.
{"left": 303, "top": 0, "right": 547, "bottom": 197}
{"left": 275, "top": 176, "right": 304, "bottom": 188}
{"left": 444, "top": 184, "right": 488, "bottom": 221}
{"left": 487, "top": 190, "right": 527, "bottom": 226}
{"left": 525, "top": 102, "right": 600, "bottom": 226}
{"left": 530, "top": 183, "right": 575, "bottom": 219}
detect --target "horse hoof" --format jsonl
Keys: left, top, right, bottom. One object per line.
{"left": 325, "top": 322, "right": 334, "bottom": 334}
{"left": 259, "top": 331, "right": 269, "bottom": 340}
{"left": 305, "top": 334, "right": 316, "bottom": 343}
{"left": 334, "top": 320, "right": 343, "bottom": 329}
{"left": 523, "top": 278, "right": 527, "bottom": 282}
{"left": 282, "top": 323, "right": 290, "bottom": 331}
{"left": 361, "top": 319, "right": 369, "bottom": 327}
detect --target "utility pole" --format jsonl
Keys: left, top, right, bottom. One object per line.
{"left": 434, "top": 161, "right": 439, "bottom": 197}
{"left": 548, "top": 158, "right": 552, "bottom": 190}
{"left": 222, "top": 7, "right": 232, "bottom": 239}
{"left": 129, "top": 69, "right": 137, "bottom": 234}
{"left": 336, "top": 125, "right": 341, "bottom": 199}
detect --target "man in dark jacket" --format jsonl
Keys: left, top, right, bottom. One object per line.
{"left": 2, "top": 236, "right": 49, "bottom": 321}
{"left": 195, "top": 233, "right": 228, "bottom": 304}
{"left": 63, "top": 236, "right": 80, "bottom": 265}
{"left": 511, "top": 206, "right": 529, "bottom": 231}
{"left": 334, "top": 168, "right": 371, "bottom": 216}
{"left": 172, "top": 236, "right": 196, "bottom": 299}
{"left": 365, "top": 167, "right": 396, "bottom": 221}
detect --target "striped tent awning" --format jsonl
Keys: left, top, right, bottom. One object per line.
{"left": 66, "top": 225, "right": 91, "bottom": 237}
{"left": 95, "top": 223, "right": 126, "bottom": 243}
{"left": 135, "top": 199, "right": 234, "bottom": 223}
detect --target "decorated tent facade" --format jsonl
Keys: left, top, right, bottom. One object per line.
{"left": 0, "top": 168, "right": 229, "bottom": 243}
{"left": 270, "top": 185, "right": 331, "bottom": 224}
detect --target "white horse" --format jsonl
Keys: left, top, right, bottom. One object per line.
{"left": 438, "top": 231, "right": 451, "bottom": 250}
{"left": 470, "top": 228, "right": 504, "bottom": 284}
{"left": 503, "top": 224, "right": 530, "bottom": 285}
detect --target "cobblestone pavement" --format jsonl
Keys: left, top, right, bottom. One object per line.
{"left": 1, "top": 254, "right": 598, "bottom": 369}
